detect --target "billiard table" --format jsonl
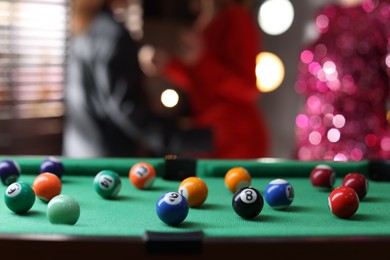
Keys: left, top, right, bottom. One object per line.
{"left": 0, "top": 156, "right": 389, "bottom": 259}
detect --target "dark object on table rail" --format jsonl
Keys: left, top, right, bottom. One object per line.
{"left": 164, "top": 155, "right": 197, "bottom": 181}
{"left": 368, "top": 160, "right": 390, "bottom": 181}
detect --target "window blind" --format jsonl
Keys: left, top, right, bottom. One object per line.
{"left": 0, "top": 0, "right": 68, "bottom": 119}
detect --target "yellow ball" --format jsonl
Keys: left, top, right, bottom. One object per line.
{"left": 224, "top": 167, "right": 251, "bottom": 193}
{"left": 178, "top": 177, "right": 208, "bottom": 208}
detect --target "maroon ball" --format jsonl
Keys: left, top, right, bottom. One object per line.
{"left": 328, "top": 186, "right": 359, "bottom": 219}
{"left": 310, "top": 164, "right": 336, "bottom": 189}
{"left": 342, "top": 173, "right": 368, "bottom": 200}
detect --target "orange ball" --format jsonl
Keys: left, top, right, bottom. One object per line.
{"left": 32, "top": 172, "right": 62, "bottom": 202}
{"left": 129, "top": 162, "right": 156, "bottom": 189}
{"left": 178, "top": 177, "right": 208, "bottom": 208}
{"left": 224, "top": 167, "right": 251, "bottom": 193}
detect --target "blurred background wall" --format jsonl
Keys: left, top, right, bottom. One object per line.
{"left": 259, "top": 0, "right": 326, "bottom": 158}
{"left": 0, "top": 0, "right": 331, "bottom": 159}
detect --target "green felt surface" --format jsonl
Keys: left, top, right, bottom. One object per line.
{"left": 0, "top": 156, "right": 166, "bottom": 177}
{"left": 0, "top": 156, "right": 372, "bottom": 178}
{"left": 0, "top": 173, "right": 389, "bottom": 239}
{"left": 197, "top": 159, "right": 370, "bottom": 178}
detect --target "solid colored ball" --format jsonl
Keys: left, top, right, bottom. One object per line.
{"left": 310, "top": 164, "right": 336, "bottom": 189}
{"left": 341, "top": 173, "right": 368, "bottom": 200}
{"left": 232, "top": 186, "right": 264, "bottom": 219}
{"left": 4, "top": 182, "right": 35, "bottom": 214}
{"left": 178, "top": 177, "right": 208, "bottom": 207}
{"left": 328, "top": 186, "right": 359, "bottom": 218}
{"left": 156, "top": 191, "right": 189, "bottom": 225}
{"left": 40, "top": 157, "right": 64, "bottom": 179}
{"left": 129, "top": 162, "right": 156, "bottom": 189}
{"left": 264, "top": 179, "right": 294, "bottom": 209}
{"left": 224, "top": 167, "right": 251, "bottom": 193}
{"left": 93, "top": 170, "right": 122, "bottom": 199}
{"left": 47, "top": 194, "right": 80, "bottom": 225}
{"left": 32, "top": 172, "right": 62, "bottom": 202}
{"left": 0, "top": 160, "right": 21, "bottom": 186}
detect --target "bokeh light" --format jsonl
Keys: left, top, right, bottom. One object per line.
{"left": 381, "top": 137, "right": 390, "bottom": 152}
{"left": 295, "top": 114, "right": 309, "bottom": 128}
{"left": 334, "top": 153, "right": 347, "bottom": 162}
{"left": 385, "top": 54, "right": 390, "bottom": 68}
{"left": 258, "top": 0, "right": 294, "bottom": 36}
{"left": 315, "top": 14, "right": 329, "bottom": 32}
{"left": 309, "top": 131, "right": 322, "bottom": 145}
{"left": 327, "top": 128, "right": 341, "bottom": 143}
{"left": 333, "top": 114, "right": 346, "bottom": 128}
{"left": 161, "top": 89, "right": 179, "bottom": 108}
{"left": 255, "top": 52, "right": 285, "bottom": 92}
{"left": 300, "top": 50, "right": 313, "bottom": 64}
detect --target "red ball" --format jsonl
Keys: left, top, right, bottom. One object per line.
{"left": 310, "top": 164, "right": 336, "bottom": 189}
{"left": 328, "top": 186, "right": 359, "bottom": 219}
{"left": 342, "top": 173, "right": 368, "bottom": 200}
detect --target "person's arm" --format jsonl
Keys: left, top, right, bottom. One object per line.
{"left": 162, "top": 57, "right": 193, "bottom": 92}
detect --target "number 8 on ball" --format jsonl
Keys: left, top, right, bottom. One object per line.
{"left": 232, "top": 187, "right": 264, "bottom": 219}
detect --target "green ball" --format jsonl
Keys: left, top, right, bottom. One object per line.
{"left": 4, "top": 182, "right": 35, "bottom": 214}
{"left": 47, "top": 194, "right": 80, "bottom": 225}
{"left": 93, "top": 170, "right": 122, "bottom": 199}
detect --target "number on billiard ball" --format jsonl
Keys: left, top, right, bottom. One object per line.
{"left": 341, "top": 172, "right": 368, "bottom": 200}
{"left": 328, "top": 186, "right": 359, "bottom": 218}
{"left": 264, "top": 179, "right": 294, "bottom": 210}
{"left": 40, "top": 157, "right": 64, "bottom": 179}
{"left": 4, "top": 182, "right": 35, "bottom": 214}
{"left": 93, "top": 170, "right": 122, "bottom": 199}
{"left": 232, "top": 187, "right": 264, "bottom": 219}
{"left": 0, "top": 160, "right": 21, "bottom": 186}
{"left": 178, "top": 177, "right": 208, "bottom": 208}
{"left": 129, "top": 162, "right": 156, "bottom": 189}
{"left": 310, "top": 164, "right": 336, "bottom": 190}
{"left": 156, "top": 192, "right": 189, "bottom": 225}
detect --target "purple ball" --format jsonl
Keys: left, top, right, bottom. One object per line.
{"left": 40, "top": 157, "right": 64, "bottom": 179}
{"left": 0, "top": 160, "right": 21, "bottom": 185}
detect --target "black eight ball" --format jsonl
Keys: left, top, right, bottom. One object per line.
{"left": 232, "top": 186, "right": 264, "bottom": 219}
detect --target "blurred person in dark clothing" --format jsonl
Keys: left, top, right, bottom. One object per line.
{"left": 63, "top": 0, "right": 165, "bottom": 158}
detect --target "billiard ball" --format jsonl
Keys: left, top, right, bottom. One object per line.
{"left": 232, "top": 186, "right": 264, "bottom": 219}
{"left": 32, "top": 172, "right": 62, "bottom": 202}
{"left": 328, "top": 186, "right": 359, "bottom": 218}
{"left": 224, "top": 167, "right": 251, "bottom": 193}
{"left": 310, "top": 164, "right": 336, "bottom": 189}
{"left": 264, "top": 179, "right": 294, "bottom": 209}
{"left": 4, "top": 182, "right": 35, "bottom": 214}
{"left": 341, "top": 173, "right": 368, "bottom": 200}
{"left": 129, "top": 162, "right": 156, "bottom": 189}
{"left": 156, "top": 191, "right": 189, "bottom": 225}
{"left": 47, "top": 194, "right": 80, "bottom": 225}
{"left": 0, "top": 160, "right": 21, "bottom": 186}
{"left": 94, "top": 170, "right": 122, "bottom": 199}
{"left": 40, "top": 157, "right": 64, "bottom": 179}
{"left": 178, "top": 176, "right": 208, "bottom": 208}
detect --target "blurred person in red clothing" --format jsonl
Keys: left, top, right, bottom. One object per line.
{"left": 153, "top": 0, "right": 270, "bottom": 159}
